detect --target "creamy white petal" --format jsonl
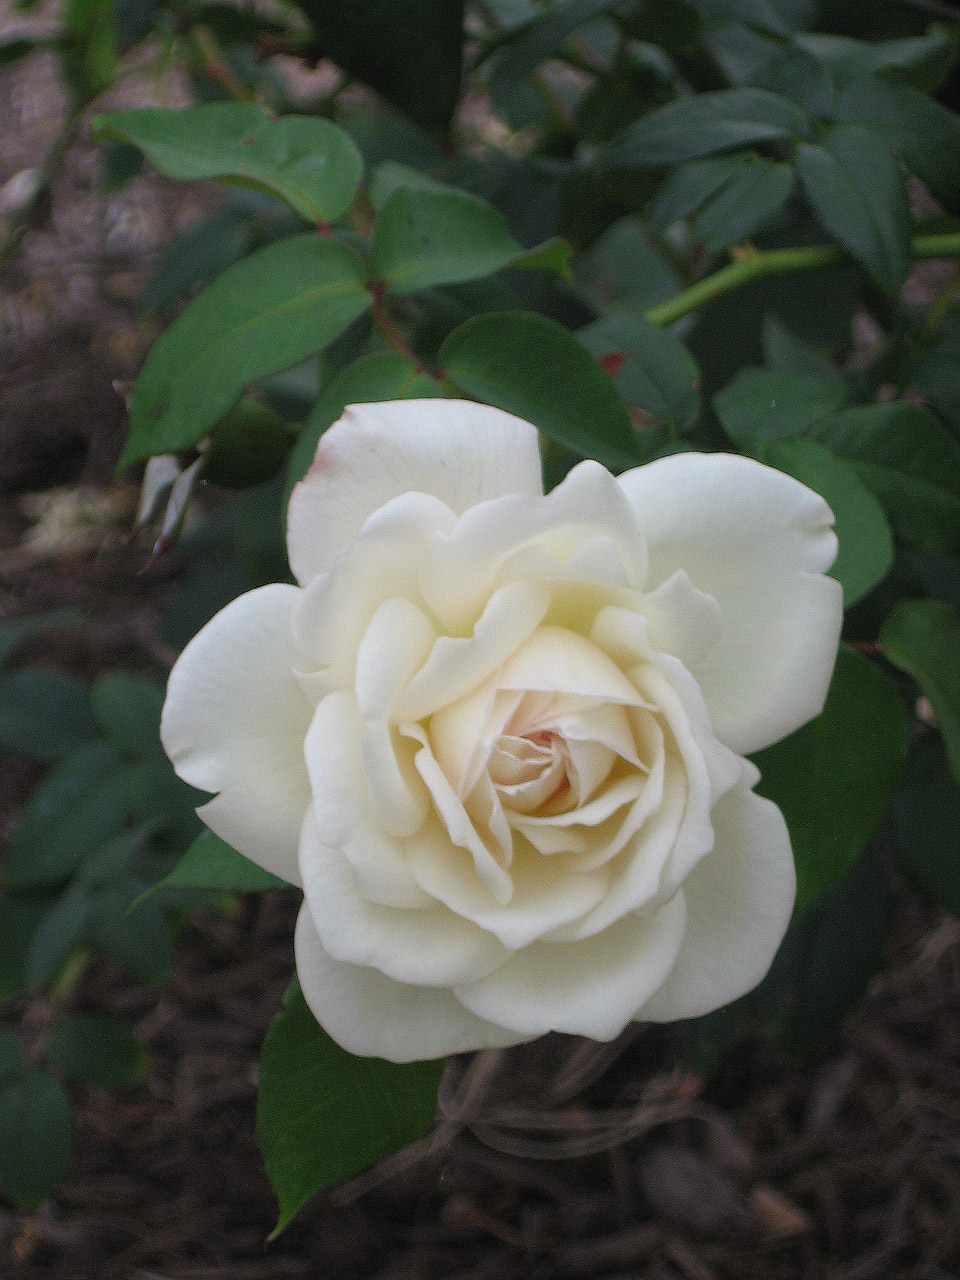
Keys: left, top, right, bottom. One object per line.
{"left": 499, "top": 626, "right": 645, "bottom": 705}
{"left": 638, "top": 777, "right": 796, "bottom": 1022}
{"left": 299, "top": 810, "right": 508, "bottom": 987}
{"left": 618, "top": 452, "right": 843, "bottom": 754}
{"left": 294, "top": 908, "right": 524, "bottom": 1062}
{"left": 287, "top": 400, "right": 543, "bottom": 586}
{"left": 161, "top": 584, "right": 310, "bottom": 885}
{"left": 638, "top": 570, "right": 722, "bottom": 672}
{"left": 455, "top": 893, "right": 687, "bottom": 1039}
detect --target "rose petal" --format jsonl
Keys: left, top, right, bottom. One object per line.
{"left": 295, "top": 908, "right": 524, "bottom": 1062}
{"left": 287, "top": 400, "right": 543, "bottom": 586}
{"left": 160, "top": 584, "right": 310, "bottom": 885}
{"left": 455, "top": 893, "right": 687, "bottom": 1040}
{"left": 618, "top": 452, "right": 843, "bottom": 754}
{"left": 637, "top": 776, "right": 796, "bottom": 1022}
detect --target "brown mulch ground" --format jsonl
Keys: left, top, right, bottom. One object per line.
{"left": 3, "top": 26, "right": 960, "bottom": 1280}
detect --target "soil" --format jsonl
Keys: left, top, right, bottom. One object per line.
{"left": 3, "top": 19, "right": 960, "bottom": 1280}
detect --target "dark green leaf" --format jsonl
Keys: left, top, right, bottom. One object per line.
{"left": 152, "top": 828, "right": 290, "bottom": 895}
{"left": 0, "top": 1071, "right": 72, "bottom": 1209}
{"left": 806, "top": 403, "right": 960, "bottom": 558}
{"left": 796, "top": 124, "right": 911, "bottom": 293}
{"left": 122, "top": 236, "right": 371, "bottom": 467}
{"left": 796, "top": 30, "right": 957, "bottom": 94}
{"left": 686, "top": 0, "right": 790, "bottom": 35}
{"left": 753, "top": 646, "right": 909, "bottom": 911}
{"left": 46, "top": 1015, "right": 149, "bottom": 1089}
{"left": 762, "top": 315, "right": 842, "bottom": 379}
{"left": 0, "top": 895, "right": 53, "bottom": 999}
{"left": 0, "top": 1032, "right": 23, "bottom": 1085}
{"left": 201, "top": 397, "right": 296, "bottom": 489}
{"left": 762, "top": 439, "right": 893, "bottom": 606}
{"left": 287, "top": 353, "right": 442, "bottom": 496}
{"left": 141, "top": 206, "right": 252, "bottom": 313}
{"left": 27, "top": 883, "right": 92, "bottom": 988}
{"left": 7, "top": 742, "right": 132, "bottom": 890}
{"left": 648, "top": 155, "right": 748, "bottom": 230}
{"left": 60, "top": 0, "right": 115, "bottom": 103}
{"left": 491, "top": 0, "right": 620, "bottom": 95}
{"left": 0, "top": 609, "right": 76, "bottom": 670}
{"left": 372, "top": 188, "right": 525, "bottom": 294}
{"left": 606, "top": 89, "right": 810, "bottom": 169}
{"left": 752, "top": 47, "right": 834, "bottom": 116}
{"left": 576, "top": 216, "right": 682, "bottom": 313}
{"left": 440, "top": 311, "right": 640, "bottom": 471}
{"left": 901, "top": 313, "right": 960, "bottom": 428}
{"left": 94, "top": 105, "right": 362, "bottom": 224}
{"left": 892, "top": 732, "right": 960, "bottom": 917}
{"left": 257, "top": 982, "right": 445, "bottom": 1233}
{"left": 692, "top": 157, "right": 794, "bottom": 251}
{"left": 0, "top": 670, "right": 97, "bottom": 761}
{"left": 578, "top": 312, "right": 701, "bottom": 433}
{"left": 91, "top": 674, "right": 164, "bottom": 758}
{"left": 714, "top": 367, "right": 848, "bottom": 450}
{"left": 881, "top": 598, "right": 960, "bottom": 786}
{"left": 92, "top": 878, "right": 173, "bottom": 981}
{"left": 368, "top": 161, "right": 449, "bottom": 211}
{"left": 292, "top": 0, "right": 464, "bottom": 132}
{"left": 0, "top": 36, "right": 38, "bottom": 67}
{"left": 832, "top": 77, "right": 960, "bottom": 211}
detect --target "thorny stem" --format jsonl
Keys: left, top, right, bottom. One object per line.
{"left": 643, "top": 232, "right": 960, "bottom": 329}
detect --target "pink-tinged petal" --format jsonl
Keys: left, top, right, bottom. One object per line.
{"left": 618, "top": 452, "right": 842, "bottom": 754}
{"left": 455, "top": 893, "right": 686, "bottom": 1040}
{"left": 160, "top": 584, "right": 310, "bottom": 885}
{"left": 638, "top": 777, "right": 796, "bottom": 1022}
{"left": 295, "top": 908, "right": 524, "bottom": 1062}
{"left": 287, "top": 399, "right": 543, "bottom": 586}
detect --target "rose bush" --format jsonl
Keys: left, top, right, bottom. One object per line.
{"left": 161, "top": 400, "right": 842, "bottom": 1063}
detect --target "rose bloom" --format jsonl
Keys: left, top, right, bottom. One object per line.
{"left": 161, "top": 401, "right": 842, "bottom": 1062}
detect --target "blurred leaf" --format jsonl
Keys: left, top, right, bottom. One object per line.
{"left": 753, "top": 646, "right": 909, "bottom": 911}
{"left": 0, "top": 670, "right": 97, "bottom": 762}
{"left": 440, "top": 311, "right": 640, "bottom": 470}
{"left": 882, "top": 599, "right": 960, "bottom": 786}
{"left": 0, "top": 610, "right": 76, "bottom": 670}
{"left": 686, "top": 0, "right": 791, "bottom": 34}
{"left": 762, "top": 315, "right": 841, "bottom": 379}
{"left": 92, "top": 878, "right": 173, "bottom": 981}
{"left": 0, "top": 36, "right": 39, "bottom": 67}
{"left": 368, "top": 161, "right": 448, "bottom": 211}
{"left": 201, "top": 398, "right": 296, "bottom": 489}
{"left": 0, "top": 1070, "right": 72, "bottom": 1210}
{"left": 0, "top": 896, "right": 53, "bottom": 999}
{"left": 796, "top": 29, "right": 957, "bottom": 94}
{"left": 796, "top": 124, "right": 911, "bottom": 293}
{"left": 691, "top": 158, "right": 794, "bottom": 251}
{"left": 258, "top": 982, "right": 445, "bottom": 1233}
{"left": 60, "top": 0, "right": 115, "bottom": 103}
{"left": 46, "top": 1015, "right": 149, "bottom": 1089}
{"left": 141, "top": 207, "right": 252, "bottom": 313}
{"left": 576, "top": 216, "right": 682, "bottom": 312}
{"left": 806, "top": 403, "right": 960, "bottom": 558}
{"left": 160, "top": 559, "right": 253, "bottom": 653}
{"left": 762, "top": 439, "right": 893, "bottom": 606}
{"left": 606, "top": 88, "right": 810, "bottom": 169}
{"left": 153, "top": 828, "right": 290, "bottom": 895}
{"left": 901, "top": 313, "right": 960, "bottom": 428}
{"left": 648, "top": 155, "right": 748, "bottom": 230}
{"left": 94, "top": 105, "right": 363, "bottom": 224}
{"left": 752, "top": 46, "right": 834, "bottom": 115}
{"left": 287, "top": 353, "right": 442, "bottom": 497}
{"left": 293, "top": 0, "right": 464, "bottom": 132}
{"left": 832, "top": 77, "right": 960, "bottom": 211}
{"left": 122, "top": 236, "right": 371, "bottom": 467}
{"left": 578, "top": 312, "right": 701, "bottom": 434}
{"left": 27, "top": 883, "right": 91, "bottom": 988}
{"left": 128, "top": 752, "right": 202, "bottom": 848}
{"left": 0, "top": 1032, "right": 23, "bottom": 1086}
{"left": 714, "top": 367, "right": 848, "bottom": 449}
{"left": 490, "top": 0, "right": 620, "bottom": 95}
{"left": 91, "top": 674, "right": 164, "bottom": 758}
{"left": 892, "top": 732, "right": 960, "bottom": 916}
{"left": 6, "top": 742, "right": 132, "bottom": 890}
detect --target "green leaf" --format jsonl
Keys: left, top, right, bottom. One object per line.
{"left": 881, "top": 599, "right": 960, "bottom": 787}
{"left": 257, "top": 982, "right": 445, "bottom": 1233}
{"left": 94, "top": 105, "right": 363, "bottom": 224}
{"left": 440, "top": 311, "right": 640, "bottom": 471}
{"left": 686, "top": 0, "right": 791, "bottom": 35}
{"left": 753, "top": 646, "right": 909, "bottom": 912}
{"left": 752, "top": 47, "right": 834, "bottom": 116}
{"left": 901, "top": 313, "right": 960, "bottom": 429}
{"left": 713, "top": 368, "right": 848, "bottom": 450}
{"left": 287, "top": 353, "right": 442, "bottom": 497}
{"left": 606, "top": 88, "right": 810, "bottom": 169}
{"left": 60, "top": 0, "right": 115, "bottom": 103}
{"left": 691, "top": 158, "right": 794, "bottom": 252}
{"left": 806, "top": 403, "right": 960, "bottom": 558}
{"left": 577, "top": 312, "right": 701, "bottom": 434}
{"left": 91, "top": 878, "right": 173, "bottom": 981}
{"left": 0, "top": 670, "right": 97, "bottom": 761}
{"left": 892, "top": 732, "right": 960, "bottom": 917}
{"left": 832, "top": 78, "right": 960, "bottom": 211}
{"left": 796, "top": 124, "right": 911, "bottom": 293}
{"left": 291, "top": 0, "right": 464, "bottom": 132}
{"left": 796, "top": 30, "right": 957, "bottom": 94}
{"left": 0, "top": 895, "right": 54, "bottom": 999}
{"left": 200, "top": 397, "right": 296, "bottom": 489}
{"left": 762, "top": 439, "right": 892, "bottom": 606}
{"left": 0, "top": 1071, "right": 72, "bottom": 1210}
{"left": 27, "top": 884, "right": 92, "bottom": 988}
{"left": 648, "top": 155, "right": 748, "bottom": 230}
{"left": 6, "top": 742, "right": 132, "bottom": 890}
{"left": 0, "top": 610, "right": 76, "bottom": 669}
{"left": 762, "top": 315, "right": 841, "bottom": 379}
{"left": 0, "top": 1032, "right": 24, "bottom": 1086}
{"left": 122, "top": 236, "right": 371, "bottom": 467}
{"left": 153, "top": 828, "right": 290, "bottom": 895}
{"left": 141, "top": 206, "right": 252, "bottom": 313}
{"left": 90, "top": 674, "right": 164, "bottom": 758}
{"left": 491, "top": 0, "right": 620, "bottom": 95}
{"left": 368, "top": 161, "right": 449, "bottom": 211}
{"left": 576, "top": 216, "right": 683, "bottom": 313}
{"left": 372, "top": 187, "right": 524, "bottom": 295}
{"left": 46, "top": 1015, "right": 149, "bottom": 1089}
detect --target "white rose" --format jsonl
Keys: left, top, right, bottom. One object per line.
{"left": 161, "top": 401, "right": 842, "bottom": 1063}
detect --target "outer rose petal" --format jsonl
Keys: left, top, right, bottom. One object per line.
{"left": 637, "top": 776, "right": 796, "bottom": 1023}
{"left": 287, "top": 399, "right": 544, "bottom": 586}
{"left": 294, "top": 908, "right": 526, "bottom": 1062}
{"left": 160, "top": 585, "right": 311, "bottom": 885}
{"left": 617, "top": 452, "right": 843, "bottom": 754}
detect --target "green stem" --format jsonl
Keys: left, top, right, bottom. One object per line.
{"left": 643, "top": 232, "right": 960, "bottom": 329}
